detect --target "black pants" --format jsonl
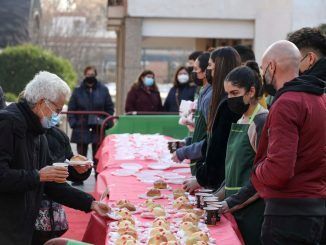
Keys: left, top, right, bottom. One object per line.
{"left": 77, "top": 143, "right": 99, "bottom": 175}
{"left": 261, "top": 215, "right": 325, "bottom": 245}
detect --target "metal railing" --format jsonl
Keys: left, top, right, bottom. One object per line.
{"left": 60, "top": 111, "right": 119, "bottom": 147}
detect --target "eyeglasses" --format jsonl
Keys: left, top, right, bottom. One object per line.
{"left": 45, "top": 100, "right": 62, "bottom": 114}
{"left": 300, "top": 53, "right": 309, "bottom": 63}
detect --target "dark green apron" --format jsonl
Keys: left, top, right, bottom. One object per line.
{"left": 189, "top": 109, "right": 207, "bottom": 175}
{"left": 225, "top": 105, "right": 265, "bottom": 245}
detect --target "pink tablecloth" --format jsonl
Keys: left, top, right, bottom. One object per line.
{"left": 84, "top": 135, "right": 244, "bottom": 245}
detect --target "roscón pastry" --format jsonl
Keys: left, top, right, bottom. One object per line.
{"left": 148, "top": 234, "right": 168, "bottom": 245}
{"left": 185, "top": 231, "right": 209, "bottom": 245}
{"left": 152, "top": 207, "right": 166, "bottom": 217}
{"left": 146, "top": 188, "right": 161, "bottom": 197}
{"left": 154, "top": 179, "right": 168, "bottom": 189}
{"left": 117, "top": 227, "right": 138, "bottom": 240}
{"left": 180, "top": 222, "right": 200, "bottom": 236}
{"left": 70, "top": 155, "right": 87, "bottom": 161}
{"left": 118, "top": 220, "right": 135, "bottom": 229}
{"left": 152, "top": 217, "right": 170, "bottom": 229}
{"left": 182, "top": 213, "right": 199, "bottom": 224}
{"left": 117, "top": 200, "right": 136, "bottom": 212}
{"left": 117, "top": 208, "right": 132, "bottom": 218}
{"left": 173, "top": 189, "right": 186, "bottom": 199}
{"left": 115, "top": 235, "right": 136, "bottom": 245}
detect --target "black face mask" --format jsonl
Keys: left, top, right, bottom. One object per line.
{"left": 262, "top": 64, "right": 276, "bottom": 96}
{"left": 187, "top": 66, "right": 194, "bottom": 74}
{"left": 205, "top": 69, "right": 213, "bottom": 84}
{"left": 84, "top": 76, "right": 97, "bottom": 86}
{"left": 191, "top": 71, "right": 203, "bottom": 86}
{"left": 227, "top": 96, "right": 250, "bottom": 115}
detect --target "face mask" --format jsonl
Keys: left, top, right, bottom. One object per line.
{"left": 263, "top": 64, "right": 276, "bottom": 96}
{"left": 227, "top": 96, "right": 250, "bottom": 115}
{"left": 178, "top": 74, "right": 189, "bottom": 84}
{"left": 41, "top": 100, "right": 60, "bottom": 129}
{"left": 186, "top": 66, "right": 193, "bottom": 74}
{"left": 144, "top": 77, "right": 154, "bottom": 87}
{"left": 84, "top": 76, "right": 97, "bottom": 86}
{"left": 50, "top": 114, "right": 60, "bottom": 127}
{"left": 191, "top": 72, "right": 203, "bottom": 86}
{"left": 205, "top": 69, "right": 213, "bottom": 84}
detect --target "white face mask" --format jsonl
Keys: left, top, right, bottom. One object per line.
{"left": 178, "top": 74, "right": 189, "bottom": 84}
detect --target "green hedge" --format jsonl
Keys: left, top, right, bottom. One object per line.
{"left": 4, "top": 92, "right": 18, "bottom": 102}
{"left": 0, "top": 44, "right": 77, "bottom": 95}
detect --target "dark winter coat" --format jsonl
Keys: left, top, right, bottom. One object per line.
{"left": 125, "top": 85, "right": 163, "bottom": 112}
{"left": 68, "top": 79, "right": 115, "bottom": 144}
{"left": 0, "top": 86, "right": 5, "bottom": 109}
{"left": 163, "top": 83, "right": 197, "bottom": 112}
{"left": 46, "top": 127, "right": 91, "bottom": 182}
{"left": 0, "top": 101, "right": 94, "bottom": 245}
{"left": 196, "top": 97, "right": 241, "bottom": 189}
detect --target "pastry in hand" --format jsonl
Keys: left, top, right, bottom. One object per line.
{"left": 154, "top": 179, "right": 168, "bottom": 189}
{"left": 185, "top": 231, "right": 209, "bottom": 245}
{"left": 117, "top": 200, "right": 136, "bottom": 212}
{"left": 70, "top": 155, "right": 87, "bottom": 161}
{"left": 146, "top": 188, "right": 161, "bottom": 197}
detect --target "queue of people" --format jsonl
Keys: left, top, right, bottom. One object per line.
{"left": 0, "top": 26, "right": 324, "bottom": 245}
{"left": 174, "top": 27, "right": 325, "bottom": 245}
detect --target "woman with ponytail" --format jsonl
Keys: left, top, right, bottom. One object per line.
{"left": 217, "top": 61, "right": 269, "bottom": 245}
{"left": 192, "top": 47, "right": 241, "bottom": 191}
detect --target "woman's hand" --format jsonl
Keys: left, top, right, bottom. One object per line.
{"left": 91, "top": 201, "right": 111, "bottom": 217}
{"left": 217, "top": 201, "right": 230, "bottom": 214}
{"left": 183, "top": 177, "right": 201, "bottom": 194}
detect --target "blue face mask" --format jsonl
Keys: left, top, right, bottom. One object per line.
{"left": 50, "top": 114, "right": 61, "bottom": 127}
{"left": 41, "top": 100, "right": 60, "bottom": 129}
{"left": 144, "top": 77, "right": 154, "bottom": 87}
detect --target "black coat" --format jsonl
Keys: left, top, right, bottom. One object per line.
{"left": 68, "top": 79, "right": 115, "bottom": 144}
{"left": 0, "top": 101, "right": 94, "bottom": 245}
{"left": 196, "top": 97, "right": 241, "bottom": 189}
{"left": 46, "top": 127, "right": 91, "bottom": 182}
{"left": 0, "top": 86, "right": 5, "bottom": 109}
{"left": 163, "top": 84, "right": 197, "bottom": 112}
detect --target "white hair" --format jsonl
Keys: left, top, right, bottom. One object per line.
{"left": 24, "top": 71, "right": 71, "bottom": 105}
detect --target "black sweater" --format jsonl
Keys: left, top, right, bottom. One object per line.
{"left": 196, "top": 98, "right": 241, "bottom": 189}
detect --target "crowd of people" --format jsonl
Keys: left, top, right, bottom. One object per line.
{"left": 0, "top": 26, "right": 325, "bottom": 245}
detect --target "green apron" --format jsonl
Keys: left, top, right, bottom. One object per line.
{"left": 225, "top": 104, "right": 265, "bottom": 245}
{"left": 189, "top": 109, "right": 207, "bottom": 175}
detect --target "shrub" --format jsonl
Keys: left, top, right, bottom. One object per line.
{"left": 4, "top": 92, "right": 18, "bottom": 102}
{"left": 0, "top": 44, "right": 77, "bottom": 95}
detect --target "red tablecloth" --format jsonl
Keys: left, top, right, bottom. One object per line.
{"left": 84, "top": 135, "right": 244, "bottom": 245}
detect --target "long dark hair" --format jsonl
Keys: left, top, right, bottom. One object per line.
{"left": 225, "top": 61, "right": 263, "bottom": 99}
{"left": 173, "top": 66, "right": 190, "bottom": 87}
{"left": 133, "top": 70, "right": 159, "bottom": 92}
{"left": 207, "top": 47, "right": 241, "bottom": 131}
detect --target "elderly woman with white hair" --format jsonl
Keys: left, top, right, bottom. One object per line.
{"left": 0, "top": 71, "right": 110, "bottom": 245}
